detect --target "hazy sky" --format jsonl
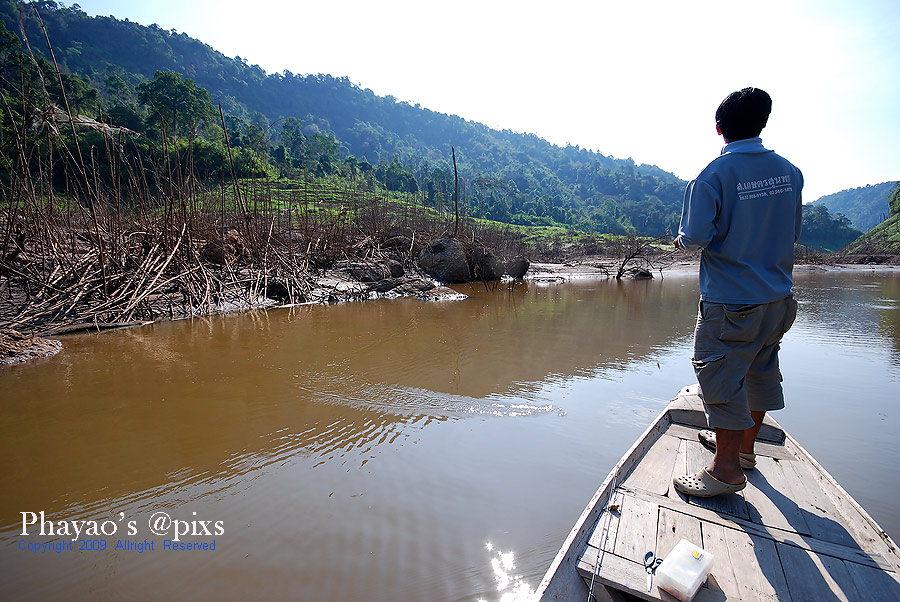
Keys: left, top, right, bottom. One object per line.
{"left": 71, "top": 0, "right": 899, "bottom": 201}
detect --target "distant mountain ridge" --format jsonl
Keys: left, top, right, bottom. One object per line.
{"left": 1, "top": 0, "right": 688, "bottom": 235}
{"left": 809, "top": 181, "right": 896, "bottom": 232}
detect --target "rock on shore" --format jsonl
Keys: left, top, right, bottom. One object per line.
{"left": 417, "top": 237, "right": 529, "bottom": 283}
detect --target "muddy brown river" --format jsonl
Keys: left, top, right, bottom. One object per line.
{"left": 2, "top": 270, "right": 898, "bottom": 601}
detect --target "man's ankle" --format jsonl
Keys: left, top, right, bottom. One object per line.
{"left": 707, "top": 465, "right": 745, "bottom": 485}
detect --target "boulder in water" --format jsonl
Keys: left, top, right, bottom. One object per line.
{"left": 468, "top": 246, "right": 504, "bottom": 281}
{"left": 505, "top": 256, "right": 530, "bottom": 279}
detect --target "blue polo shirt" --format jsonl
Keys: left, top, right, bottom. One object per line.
{"left": 677, "top": 138, "right": 803, "bottom": 304}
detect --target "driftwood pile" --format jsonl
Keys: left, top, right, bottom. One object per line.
{"left": 0, "top": 180, "right": 531, "bottom": 340}
{"left": 1, "top": 215, "right": 307, "bottom": 336}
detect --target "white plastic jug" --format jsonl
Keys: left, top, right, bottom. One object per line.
{"left": 654, "top": 539, "right": 714, "bottom": 601}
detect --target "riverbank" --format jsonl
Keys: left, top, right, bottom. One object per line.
{"left": 528, "top": 252, "right": 900, "bottom": 280}
{"left": 4, "top": 245, "right": 898, "bottom": 367}
{"left": 0, "top": 262, "right": 465, "bottom": 365}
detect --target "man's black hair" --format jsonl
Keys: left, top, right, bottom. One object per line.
{"left": 715, "top": 87, "right": 772, "bottom": 141}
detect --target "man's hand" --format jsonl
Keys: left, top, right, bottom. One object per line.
{"left": 673, "top": 236, "right": 683, "bottom": 250}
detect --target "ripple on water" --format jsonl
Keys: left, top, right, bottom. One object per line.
{"left": 293, "top": 373, "right": 563, "bottom": 419}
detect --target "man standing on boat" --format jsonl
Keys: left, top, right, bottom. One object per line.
{"left": 672, "top": 87, "right": 803, "bottom": 497}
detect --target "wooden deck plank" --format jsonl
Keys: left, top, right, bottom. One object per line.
{"left": 578, "top": 549, "right": 652, "bottom": 601}
{"left": 578, "top": 546, "right": 731, "bottom": 602}
{"left": 669, "top": 437, "right": 690, "bottom": 502}
{"left": 573, "top": 553, "right": 624, "bottom": 602}
{"left": 579, "top": 547, "right": 627, "bottom": 602}
{"left": 589, "top": 488, "right": 892, "bottom": 602}
{"left": 784, "top": 437, "right": 900, "bottom": 569}
{"left": 778, "top": 543, "right": 863, "bottom": 601}
{"left": 586, "top": 494, "right": 876, "bottom": 602}
{"left": 656, "top": 507, "right": 701, "bottom": 558}
{"left": 666, "top": 386, "right": 783, "bottom": 444}
{"left": 743, "top": 455, "right": 810, "bottom": 535}
{"left": 844, "top": 559, "right": 900, "bottom": 600}
{"left": 653, "top": 508, "right": 708, "bottom": 598}
{"left": 613, "top": 495, "right": 659, "bottom": 564}
{"left": 624, "top": 434, "right": 682, "bottom": 496}
{"left": 722, "top": 524, "right": 792, "bottom": 601}
{"left": 686, "top": 440, "right": 750, "bottom": 520}
{"left": 623, "top": 486, "right": 893, "bottom": 572}
{"left": 589, "top": 489, "right": 626, "bottom": 553}
{"left": 699, "top": 522, "right": 742, "bottom": 600}
{"left": 780, "top": 456, "right": 861, "bottom": 549}
{"left": 825, "top": 493, "right": 900, "bottom": 571}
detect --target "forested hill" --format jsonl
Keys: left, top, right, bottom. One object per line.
{"left": 809, "top": 181, "right": 897, "bottom": 232}
{"left": 843, "top": 183, "right": 900, "bottom": 256}
{"left": 1, "top": 1, "right": 687, "bottom": 235}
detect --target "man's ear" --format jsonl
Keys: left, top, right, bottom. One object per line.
{"left": 716, "top": 125, "right": 723, "bottom": 137}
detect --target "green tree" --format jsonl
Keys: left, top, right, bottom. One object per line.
{"left": 103, "top": 73, "right": 136, "bottom": 105}
{"left": 278, "top": 116, "right": 304, "bottom": 158}
{"left": 303, "top": 131, "right": 341, "bottom": 177}
{"left": 137, "top": 70, "right": 214, "bottom": 140}
{"left": 45, "top": 69, "right": 100, "bottom": 113}
{"left": 375, "top": 159, "right": 418, "bottom": 193}
{"left": 800, "top": 204, "right": 862, "bottom": 252}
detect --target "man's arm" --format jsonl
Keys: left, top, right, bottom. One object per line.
{"left": 675, "top": 179, "right": 719, "bottom": 252}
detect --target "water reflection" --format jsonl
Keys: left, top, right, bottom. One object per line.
{"left": 873, "top": 275, "right": 900, "bottom": 365}
{"left": 789, "top": 271, "right": 900, "bottom": 371}
{"left": 281, "top": 278, "right": 699, "bottom": 400}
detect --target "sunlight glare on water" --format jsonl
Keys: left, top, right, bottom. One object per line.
{"left": 480, "top": 542, "right": 534, "bottom": 602}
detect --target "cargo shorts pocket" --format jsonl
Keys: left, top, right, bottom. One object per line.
{"left": 692, "top": 352, "right": 727, "bottom": 404}
{"left": 720, "top": 304, "right": 764, "bottom": 343}
{"left": 781, "top": 296, "right": 799, "bottom": 335}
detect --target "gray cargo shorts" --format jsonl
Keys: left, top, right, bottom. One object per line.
{"left": 692, "top": 295, "right": 799, "bottom": 431}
